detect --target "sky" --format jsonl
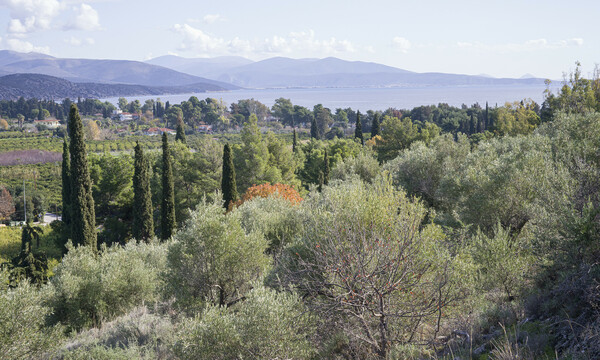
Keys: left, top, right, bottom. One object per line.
{"left": 0, "top": 0, "right": 598, "bottom": 79}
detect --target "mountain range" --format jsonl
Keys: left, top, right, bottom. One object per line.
{"left": 0, "top": 50, "right": 547, "bottom": 100}
{"left": 146, "top": 55, "right": 547, "bottom": 89}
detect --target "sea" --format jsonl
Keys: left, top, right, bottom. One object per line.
{"left": 101, "top": 84, "right": 559, "bottom": 112}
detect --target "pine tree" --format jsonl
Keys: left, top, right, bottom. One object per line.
{"left": 133, "top": 142, "right": 154, "bottom": 242}
{"left": 292, "top": 128, "right": 298, "bottom": 153}
{"left": 310, "top": 117, "right": 318, "bottom": 139}
{"left": 355, "top": 111, "right": 364, "bottom": 145}
{"left": 371, "top": 113, "right": 380, "bottom": 138}
{"left": 61, "top": 140, "right": 71, "bottom": 245}
{"left": 68, "top": 104, "right": 96, "bottom": 249}
{"left": 175, "top": 119, "right": 187, "bottom": 145}
{"left": 221, "top": 144, "right": 239, "bottom": 210}
{"left": 10, "top": 222, "right": 48, "bottom": 286}
{"left": 323, "top": 149, "right": 330, "bottom": 186}
{"left": 161, "top": 133, "right": 176, "bottom": 240}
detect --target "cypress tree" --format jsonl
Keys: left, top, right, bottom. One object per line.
{"left": 68, "top": 104, "right": 96, "bottom": 249}
{"left": 317, "top": 171, "right": 324, "bottom": 192}
{"left": 310, "top": 117, "right": 318, "bottom": 139}
{"left": 221, "top": 144, "right": 239, "bottom": 210}
{"left": 61, "top": 141, "right": 71, "bottom": 237}
{"left": 323, "top": 149, "right": 330, "bottom": 186}
{"left": 355, "top": 111, "right": 364, "bottom": 145}
{"left": 292, "top": 128, "right": 298, "bottom": 153}
{"left": 161, "top": 133, "right": 176, "bottom": 240}
{"left": 175, "top": 119, "right": 187, "bottom": 145}
{"left": 133, "top": 142, "right": 154, "bottom": 242}
{"left": 485, "top": 101, "right": 489, "bottom": 129}
{"left": 371, "top": 113, "right": 380, "bottom": 138}
{"left": 469, "top": 114, "right": 475, "bottom": 134}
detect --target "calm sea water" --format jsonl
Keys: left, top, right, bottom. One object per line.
{"left": 102, "top": 85, "right": 557, "bottom": 112}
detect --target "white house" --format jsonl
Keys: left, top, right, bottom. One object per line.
{"left": 144, "top": 127, "right": 176, "bottom": 136}
{"left": 33, "top": 119, "right": 60, "bottom": 129}
{"left": 119, "top": 113, "right": 133, "bottom": 121}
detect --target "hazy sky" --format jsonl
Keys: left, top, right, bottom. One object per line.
{"left": 0, "top": 0, "right": 597, "bottom": 78}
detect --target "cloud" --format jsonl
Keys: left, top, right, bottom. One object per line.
{"left": 560, "top": 38, "right": 584, "bottom": 47}
{"left": 64, "top": 36, "right": 94, "bottom": 46}
{"left": 392, "top": 37, "right": 412, "bottom": 53}
{"left": 0, "top": 0, "right": 102, "bottom": 35}
{"left": 455, "top": 38, "right": 584, "bottom": 53}
{"left": 173, "top": 23, "right": 225, "bottom": 52}
{"left": 172, "top": 24, "right": 357, "bottom": 57}
{"left": 5, "top": 38, "right": 50, "bottom": 53}
{"left": 203, "top": 14, "right": 223, "bottom": 24}
{"left": 67, "top": 3, "right": 101, "bottom": 31}
{"left": 1, "top": 0, "right": 63, "bottom": 34}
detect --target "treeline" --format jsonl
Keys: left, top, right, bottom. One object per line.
{"left": 0, "top": 97, "right": 116, "bottom": 121}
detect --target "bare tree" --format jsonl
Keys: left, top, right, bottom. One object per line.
{"left": 277, "top": 181, "right": 457, "bottom": 358}
{"left": 0, "top": 186, "right": 15, "bottom": 221}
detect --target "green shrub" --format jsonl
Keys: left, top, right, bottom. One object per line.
{"left": 0, "top": 270, "right": 63, "bottom": 359}
{"left": 470, "top": 223, "right": 533, "bottom": 300}
{"left": 331, "top": 150, "right": 381, "bottom": 184}
{"left": 55, "top": 306, "right": 175, "bottom": 360}
{"left": 174, "top": 285, "right": 316, "bottom": 360}
{"left": 234, "top": 195, "right": 305, "bottom": 253}
{"left": 47, "top": 241, "right": 168, "bottom": 330}
{"left": 165, "top": 200, "right": 270, "bottom": 311}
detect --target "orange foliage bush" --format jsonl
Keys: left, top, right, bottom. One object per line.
{"left": 237, "top": 183, "right": 303, "bottom": 206}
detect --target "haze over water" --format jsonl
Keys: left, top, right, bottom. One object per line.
{"left": 103, "top": 84, "right": 556, "bottom": 112}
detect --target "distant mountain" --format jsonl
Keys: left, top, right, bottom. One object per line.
{"left": 0, "top": 50, "right": 53, "bottom": 67}
{"left": 147, "top": 55, "right": 547, "bottom": 89}
{"left": 146, "top": 55, "right": 253, "bottom": 78}
{"left": 520, "top": 73, "right": 537, "bottom": 79}
{"left": 0, "top": 73, "right": 232, "bottom": 100}
{"left": 0, "top": 51, "right": 238, "bottom": 89}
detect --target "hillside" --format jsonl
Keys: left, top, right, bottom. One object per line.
{"left": 146, "top": 55, "right": 254, "bottom": 78}
{"left": 147, "top": 55, "right": 548, "bottom": 89}
{"left": 0, "top": 73, "right": 232, "bottom": 100}
{"left": 0, "top": 52, "right": 238, "bottom": 89}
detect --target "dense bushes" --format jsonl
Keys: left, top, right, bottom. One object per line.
{"left": 174, "top": 286, "right": 316, "bottom": 360}
{"left": 165, "top": 201, "right": 270, "bottom": 310}
{"left": 47, "top": 241, "right": 168, "bottom": 330}
{"left": 0, "top": 270, "right": 63, "bottom": 360}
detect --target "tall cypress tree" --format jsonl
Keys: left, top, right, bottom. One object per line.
{"left": 323, "top": 149, "right": 330, "bottom": 186}
{"left": 175, "top": 119, "right": 187, "bottom": 145}
{"left": 161, "top": 133, "right": 176, "bottom": 240}
{"left": 133, "top": 142, "right": 154, "bottom": 242}
{"left": 68, "top": 104, "right": 96, "bottom": 249}
{"left": 371, "top": 113, "right": 380, "bottom": 138}
{"left": 355, "top": 111, "right": 364, "bottom": 145}
{"left": 61, "top": 140, "right": 71, "bottom": 244}
{"left": 485, "top": 101, "right": 489, "bottom": 129}
{"left": 292, "top": 128, "right": 298, "bottom": 153}
{"left": 310, "top": 117, "right": 318, "bottom": 139}
{"left": 469, "top": 114, "right": 475, "bottom": 135}
{"left": 221, "top": 144, "right": 239, "bottom": 210}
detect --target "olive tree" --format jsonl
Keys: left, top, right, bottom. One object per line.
{"left": 165, "top": 200, "right": 270, "bottom": 310}
{"left": 275, "top": 179, "right": 457, "bottom": 358}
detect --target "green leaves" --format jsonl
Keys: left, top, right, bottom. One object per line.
{"left": 166, "top": 200, "right": 270, "bottom": 311}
